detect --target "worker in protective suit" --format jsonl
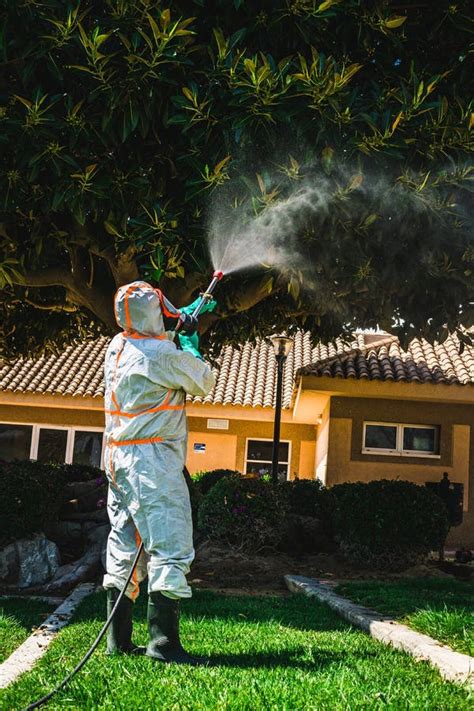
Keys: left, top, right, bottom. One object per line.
{"left": 103, "top": 281, "right": 215, "bottom": 665}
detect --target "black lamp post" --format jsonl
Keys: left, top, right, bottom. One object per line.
{"left": 270, "top": 336, "right": 294, "bottom": 485}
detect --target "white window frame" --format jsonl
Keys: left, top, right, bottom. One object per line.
{"left": 69, "top": 427, "right": 106, "bottom": 468}
{"left": 244, "top": 437, "right": 292, "bottom": 480}
{"left": 0, "top": 421, "right": 105, "bottom": 468}
{"left": 362, "top": 421, "right": 441, "bottom": 458}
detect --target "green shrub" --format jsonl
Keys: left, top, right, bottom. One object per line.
{"left": 198, "top": 475, "right": 289, "bottom": 552}
{"left": 281, "top": 479, "right": 327, "bottom": 517}
{"left": 54, "top": 463, "right": 104, "bottom": 483}
{"left": 278, "top": 479, "right": 335, "bottom": 555}
{"left": 0, "top": 460, "right": 67, "bottom": 545}
{"left": 193, "top": 469, "right": 239, "bottom": 496}
{"left": 331, "top": 480, "right": 449, "bottom": 571}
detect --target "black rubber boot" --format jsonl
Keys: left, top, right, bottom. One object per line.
{"left": 106, "top": 587, "right": 141, "bottom": 654}
{"left": 146, "top": 591, "right": 207, "bottom": 666}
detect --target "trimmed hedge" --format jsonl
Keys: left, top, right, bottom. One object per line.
{"left": 192, "top": 469, "right": 239, "bottom": 496}
{"left": 0, "top": 460, "right": 66, "bottom": 545}
{"left": 331, "top": 479, "right": 449, "bottom": 571}
{"left": 278, "top": 479, "right": 334, "bottom": 555}
{"left": 198, "top": 475, "right": 289, "bottom": 552}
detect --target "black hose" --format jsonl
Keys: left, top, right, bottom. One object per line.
{"left": 24, "top": 542, "right": 144, "bottom": 711}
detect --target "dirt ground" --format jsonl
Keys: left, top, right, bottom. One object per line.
{"left": 190, "top": 542, "right": 460, "bottom": 596}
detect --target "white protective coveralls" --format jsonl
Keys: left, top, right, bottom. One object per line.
{"left": 103, "top": 281, "right": 215, "bottom": 601}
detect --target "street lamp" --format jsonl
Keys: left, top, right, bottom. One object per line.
{"left": 270, "top": 335, "right": 294, "bottom": 485}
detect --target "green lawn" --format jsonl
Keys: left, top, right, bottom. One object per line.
{"left": 338, "top": 578, "right": 474, "bottom": 656}
{"left": 1, "top": 590, "right": 471, "bottom": 710}
{"left": 0, "top": 598, "right": 55, "bottom": 663}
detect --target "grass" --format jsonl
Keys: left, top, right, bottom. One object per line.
{"left": 0, "top": 598, "right": 55, "bottom": 663}
{"left": 0, "top": 590, "right": 471, "bottom": 710}
{"left": 338, "top": 578, "right": 474, "bottom": 656}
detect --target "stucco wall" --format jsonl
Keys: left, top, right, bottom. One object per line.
{"left": 0, "top": 404, "right": 105, "bottom": 428}
{"left": 186, "top": 416, "right": 316, "bottom": 478}
{"left": 0, "top": 405, "right": 316, "bottom": 481}
{"left": 327, "top": 397, "right": 474, "bottom": 546}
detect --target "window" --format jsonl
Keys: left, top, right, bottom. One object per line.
{"left": 0, "top": 424, "right": 33, "bottom": 461}
{"left": 72, "top": 430, "right": 103, "bottom": 467}
{"left": 363, "top": 422, "right": 440, "bottom": 457}
{"left": 36, "top": 428, "right": 68, "bottom": 463}
{"left": 364, "top": 424, "right": 397, "bottom": 452}
{"left": 0, "top": 423, "right": 104, "bottom": 467}
{"left": 245, "top": 439, "right": 290, "bottom": 481}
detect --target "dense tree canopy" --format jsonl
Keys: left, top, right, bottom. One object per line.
{"left": 0, "top": 0, "right": 472, "bottom": 358}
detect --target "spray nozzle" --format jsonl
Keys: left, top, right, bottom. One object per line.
{"left": 213, "top": 270, "right": 224, "bottom": 281}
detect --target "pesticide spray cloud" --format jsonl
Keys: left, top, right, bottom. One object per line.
{"left": 207, "top": 181, "right": 331, "bottom": 277}
{"left": 206, "top": 163, "right": 472, "bottom": 290}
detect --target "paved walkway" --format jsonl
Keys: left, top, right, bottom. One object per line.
{"left": 0, "top": 583, "right": 95, "bottom": 689}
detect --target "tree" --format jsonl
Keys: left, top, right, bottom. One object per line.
{"left": 0, "top": 0, "right": 472, "bottom": 359}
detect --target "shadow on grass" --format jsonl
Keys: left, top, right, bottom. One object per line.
{"left": 74, "top": 590, "right": 350, "bottom": 635}
{"left": 206, "top": 647, "right": 353, "bottom": 671}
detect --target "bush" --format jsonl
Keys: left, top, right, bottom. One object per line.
{"left": 281, "top": 479, "right": 327, "bottom": 517}
{"left": 198, "top": 475, "right": 289, "bottom": 552}
{"left": 54, "top": 462, "right": 104, "bottom": 483}
{"left": 278, "top": 479, "right": 335, "bottom": 555}
{"left": 0, "top": 460, "right": 67, "bottom": 545}
{"left": 193, "top": 469, "right": 239, "bottom": 496}
{"left": 331, "top": 480, "right": 449, "bottom": 571}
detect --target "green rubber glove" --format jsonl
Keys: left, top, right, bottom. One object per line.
{"left": 178, "top": 297, "right": 217, "bottom": 359}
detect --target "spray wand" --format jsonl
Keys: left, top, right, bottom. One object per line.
{"left": 177, "top": 270, "right": 224, "bottom": 328}
{"left": 25, "top": 270, "right": 225, "bottom": 711}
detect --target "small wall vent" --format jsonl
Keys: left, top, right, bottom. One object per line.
{"left": 207, "top": 418, "right": 229, "bottom": 430}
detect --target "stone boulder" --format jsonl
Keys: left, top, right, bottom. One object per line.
{"left": 0, "top": 533, "right": 61, "bottom": 588}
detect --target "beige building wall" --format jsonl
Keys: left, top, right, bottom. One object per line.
{"left": 0, "top": 403, "right": 104, "bottom": 428}
{"left": 326, "top": 397, "right": 474, "bottom": 546}
{"left": 187, "top": 415, "right": 316, "bottom": 479}
{"left": 315, "top": 399, "right": 331, "bottom": 483}
{"left": 0, "top": 401, "right": 317, "bottom": 481}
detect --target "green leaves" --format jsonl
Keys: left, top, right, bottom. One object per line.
{"left": 292, "top": 47, "right": 362, "bottom": 109}
{"left": 0, "top": 0, "right": 472, "bottom": 357}
{"left": 384, "top": 16, "right": 407, "bottom": 30}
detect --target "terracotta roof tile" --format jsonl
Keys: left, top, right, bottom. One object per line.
{"left": 0, "top": 331, "right": 472, "bottom": 409}
{"left": 300, "top": 332, "right": 474, "bottom": 386}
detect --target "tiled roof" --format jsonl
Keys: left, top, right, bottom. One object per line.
{"left": 0, "top": 331, "right": 472, "bottom": 408}
{"left": 0, "top": 337, "right": 109, "bottom": 399}
{"left": 300, "top": 332, "right": 474, "bottom": 386}
{"left": 190, "top": 331, "right": 314, "bottom": 408}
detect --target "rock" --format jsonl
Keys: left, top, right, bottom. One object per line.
{"left": 61, "top": 483, "right": 107, "bottom": 515}
{"left": 63, "top": 479, "right": 104, "bottom": 500}
{"left": 44, "top": 542, "right": 102, "bottom": 593}
{"left": 46, "top": 521, "right": 83, "bottom": 544}
{"left": 84, "top": 523, "right": 110, "bottom": 546}
{"left": 0, "top": 534, "right": 61, "bottom": 588}
{"left": 60, "top": 509, "right": 109, "bottom": 524}
{"left": 0, "top": 542, "right": 18, "bottom": 584}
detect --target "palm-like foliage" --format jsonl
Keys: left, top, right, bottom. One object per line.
{"left": 0, "top": 0, "right": 472, "bottom": 357}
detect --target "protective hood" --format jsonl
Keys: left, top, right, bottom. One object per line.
{"left": 114, "top": 281, "right": 180, "bottom": 336}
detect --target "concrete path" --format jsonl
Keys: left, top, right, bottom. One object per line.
{"left": 0, "top": 582, "right": 95, "bottom": 689}
{"left": 285, "top": 575, "right": 474, "bottom": 688}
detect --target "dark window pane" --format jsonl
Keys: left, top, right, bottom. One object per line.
{"left": 37, "top": 429, "right": 67, "bottom": 464}
{"left": 247, "top": 440, "right": 289, "bottom": 463}
{"left": 403, "top": 427, "right": 438, "bottom": 454}
{"left": 246, "top": 461, "right": 288, "bottom": 479}
{"left": 365, "top": 425, "right": 397, "bottom": 450}
{"left": 73, "top": 431, "right": 103, "bottom": 468}
{"left": 0, "top": 424, "right": 32, "bottom": 461}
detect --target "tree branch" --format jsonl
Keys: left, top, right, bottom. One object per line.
{"left": 12, "top": 267, "right": 72, "bottom": 288}
{"left": 24, "top": 296, "right": 79, "bottom": 313}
